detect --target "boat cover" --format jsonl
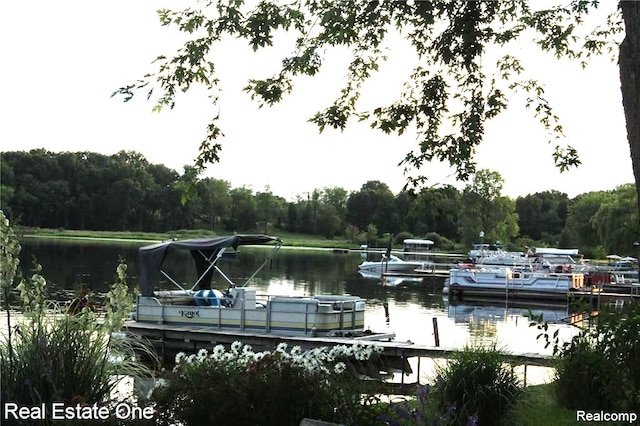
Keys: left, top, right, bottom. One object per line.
{"left": 138, "top": 235, "right": 281, "bottom": 296}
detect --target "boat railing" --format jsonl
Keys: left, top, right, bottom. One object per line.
{"left": 140, "top": 290, "right": 365, "bottom": 335}
{"left": 452, "top": 266, "right": 585, "bottom": 289}
{"left": 249, "top": 294, "right": 362, "bottom": 334}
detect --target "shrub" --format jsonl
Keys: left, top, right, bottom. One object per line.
{"left": 433, "top": 344, "right": 522, "bottom": 426}
{"left": 424, "top": 232, "right": 455, "bottom": 251}
{"left": 150, "top": 341, "right": 384, "bottom": 426}
{"left": 394, "top": 232, "right": 414, "bottom": 245}
{"left": 0, "top": 210, "right": 155, "bottom": 422}
{"left": 553, "top": 333, "right": 613, "bottom": 410}
{"left": 552, "top": 301, "right": 640, "bottom": 412}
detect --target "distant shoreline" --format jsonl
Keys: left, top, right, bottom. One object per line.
{"left": 17, "top": 228, "right": 358, "bottom": 250}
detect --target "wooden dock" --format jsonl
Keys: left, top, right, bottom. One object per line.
{"left": 124, "top": 320, "right": 554, "bottom": 388}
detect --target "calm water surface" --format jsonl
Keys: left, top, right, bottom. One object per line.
{"left": 18, "top": 237, "right": 579, "bottom": 363}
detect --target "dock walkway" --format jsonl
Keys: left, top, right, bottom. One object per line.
{"left": 124, "top": 321, "right": 554, "bottom": 387}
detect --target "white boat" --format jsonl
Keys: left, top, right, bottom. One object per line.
{"left": 443, "top": 265, "right": 587, "bottom": 300}
{"left": 474, "top": 248, "right": 531, "bottom": 267}
{"left": 473, "top": 247, "right": 587, "bottom": 272}
{"left": 403, "top": 238, "right": 434, "bottom": 254}
{"left": 133, "top": 235, "right": 385, "bottom": 338}
{"left": 357, "top": 254, "right": 424, "bottom": 276}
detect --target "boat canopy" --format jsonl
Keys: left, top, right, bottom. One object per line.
{"left": 535, "top": 248, "right": 579, "bottom": 256}
{"left": 403, "top": 239, "right": 434, "bottom": 246}
{"left": 138, "top": 235, "right": 282, "bottom": 296}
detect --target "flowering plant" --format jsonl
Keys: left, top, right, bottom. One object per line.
{"left": 152, "top": 341, "right": 384, "bottom": 426}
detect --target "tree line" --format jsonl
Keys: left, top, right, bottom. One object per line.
{"left": 1, "top": 149, "right": 637, "bottom": 257}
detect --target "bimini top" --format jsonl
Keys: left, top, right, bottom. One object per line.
{"left": 138, "top": 235, "right": 282, "bottom": 296}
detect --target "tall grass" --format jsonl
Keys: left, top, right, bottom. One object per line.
{"left": 553, "top": 300, "right": 640, "bottom": 412}
{"left": 433, "top": 343, "right": 522, "bottom": 425}
{"left": 0, "top": 312, "right": 152, "bottom": 407}
{"left": 0, "top": 210, "right": 156, "bottom": 423}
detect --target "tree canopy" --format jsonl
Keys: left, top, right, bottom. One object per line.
{"left": 113, "top": 1, "right": 626, "bottom": 183}
{"left": 2, "top": 149, "right": 636, "bottom": 255}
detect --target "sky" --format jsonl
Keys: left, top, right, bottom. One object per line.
{"left": 1, "top": 1, "right": 634, "bottom": 201}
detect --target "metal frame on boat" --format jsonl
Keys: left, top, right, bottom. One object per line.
{"left": 133, "top": 235, "right": 380, "bottom": 338}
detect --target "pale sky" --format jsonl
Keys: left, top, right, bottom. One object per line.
{"left": 1, "top": 1, "right": 634, "bottom": 201}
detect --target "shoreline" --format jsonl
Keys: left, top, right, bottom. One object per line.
{"left": 17, "top": 229, "right": 358, "bottom": 251}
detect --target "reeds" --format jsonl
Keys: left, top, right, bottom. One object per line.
{"left": 0, "top": 210, "right": 156, "bottom": 423}
{"left": 432, "top": 343, "right": 522, "bottom": 425}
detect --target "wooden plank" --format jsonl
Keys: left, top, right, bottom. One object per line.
{"left": 123, "top": 321, "right": 555, "bottom": 367}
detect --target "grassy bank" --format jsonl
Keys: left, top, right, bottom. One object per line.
{"left": 17, "top": 226, "right": 358, "bottom": 250}
{"left": 383, "top": 382, "right": 575, "bottom": 425}
{"left": 510, "top": 383, "right": 576, "bottom": 425}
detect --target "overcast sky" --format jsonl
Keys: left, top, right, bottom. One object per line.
{"left": 1, "top": 1, "right": 634, "bottom": 201}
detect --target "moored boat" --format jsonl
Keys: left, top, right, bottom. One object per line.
{"left": 132, "top": 235, "right": 389, "bottom": 339}
{"left": 357, "top": 255, "right": 424, "bottom": 277}
{"left": 444, "top": 265, "right": 588, "bottom": 300}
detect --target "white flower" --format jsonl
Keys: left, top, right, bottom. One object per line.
{"left": 213, "top": 345, "right": 225, "bottom": 356}
{"left": 329, "top": 346, "right": 343, "bottom": 359}
{"left": 276, "top": 342, "right": 288, "bottom": 353}
{"left": 231, "top": 341, "right": 242, "bottom": 352}
{"left": 197, "top": 348, "right": 208, "bottom": 360}
{"left": 175, "top": 352, "right": 186, "bottom": 364}
{"left": 291, "top": 345, "right": 302, "bottom": 356}
{"left": 186, "top": 354, "right": 196, "bottom": 364}
{"left": 334, "top": 362, "right": 347, "bottom": 374}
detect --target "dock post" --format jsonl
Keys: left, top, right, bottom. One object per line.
{"left": 433, "top": 317, "right": 440, "bottom": 347}
{"left": 401, "top": 349, "right": 406, "bottom": 385}
{"left": 383, "top": 302, "right": 390, "bottom": 323}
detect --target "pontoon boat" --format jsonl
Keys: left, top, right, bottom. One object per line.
{"left": 133, "top": 235, "right": 382, "bottom": 338}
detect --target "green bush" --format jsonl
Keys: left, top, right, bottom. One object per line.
{"left": 393, "top": 231, "right": 414, "bottom": 245}
{"left": 433, "top": 344, "right": 522, "bottom": 426}
{"left": 0, "top": 210, "right": 155, "bottom": 423}
{"left": 424, "top": 232, "right": 455, "bottom": 251}
{"left": 0, "top": 313, "right": 151, "bottom": 408}
{"left": 553, "top": 301, "right": 640, "bottom": 411}
{"left": 553, "top": 333, "right": 613, "bottom": 410}
{"left": 151, "top": 342, "right": 383, "bottom": 426}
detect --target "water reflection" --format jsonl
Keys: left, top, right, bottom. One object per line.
{"left": 18, "top": 238, "right": 581, "bottom": 357}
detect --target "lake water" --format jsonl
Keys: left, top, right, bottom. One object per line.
{"left": 17, "top": 237, "right": 580, "bottom": 362}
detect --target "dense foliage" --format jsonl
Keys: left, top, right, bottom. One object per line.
{"left": 2, "top": 149, "right": 638, "bottom": 255}
{"left": 433, "top": 344, "right": 522, "bottom": 425}
{"left": 151, "top": 342, "right": 384, "bottom": 426}
{"left": 113, "top": 1, "right": 626, "bottom": 184}
{"left": 112, "top": 0, "right": 640, "bottom": 248}
{"left": 0, "top": 211, "right": 155, "bottom": 424}
{"left": 553, "top": 301, "right": 640, "bottom": 412}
